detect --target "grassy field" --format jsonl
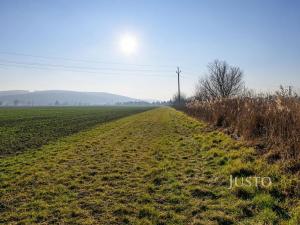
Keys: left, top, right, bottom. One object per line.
{"left": 0, "top": 106, "right": 152, "bottom": 156}
{"left": 0, "top": 107, "right": 299, "bottom": 224}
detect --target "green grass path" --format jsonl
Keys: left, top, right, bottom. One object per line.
{"left": 0, "top": 108, "right": 298, "bottom": 224}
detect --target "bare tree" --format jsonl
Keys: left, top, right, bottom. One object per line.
{"left": 195, "top": 60, "right": 244, "bottom": 100}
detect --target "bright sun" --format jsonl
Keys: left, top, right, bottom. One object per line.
{"left": 120, "top": 34, "right": 138, "bottom": 55}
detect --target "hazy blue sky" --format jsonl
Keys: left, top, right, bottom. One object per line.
{"left": 0, "top": 0, "right": 300, "bottom": 100}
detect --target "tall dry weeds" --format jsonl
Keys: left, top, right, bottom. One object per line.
{"left": 185, "top": 96, "right": 300, "bottom": 167}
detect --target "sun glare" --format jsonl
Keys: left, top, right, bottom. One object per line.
{"left": 120, "top": 34, "right": 138, "bottom": 55}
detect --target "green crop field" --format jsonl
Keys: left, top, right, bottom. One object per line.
{"left": 0, "top": 106, "right": 152, "bottom": 156}
{"left": 0, "top": 107, "right": 299, "bottom": 224}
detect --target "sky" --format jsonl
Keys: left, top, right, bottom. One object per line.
{"left": 0, "top": 0, "right": 300, "bottom": 100}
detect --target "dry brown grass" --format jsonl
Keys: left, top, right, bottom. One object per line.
{"left": 185, "top": 96, "right": 300, "bottom": 167}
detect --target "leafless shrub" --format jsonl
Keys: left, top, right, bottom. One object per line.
{"left": 195, "top": 60, "right": 244, "bottom": 100}
{"left": 172, "top": 93, "right": 187, "bottom": 107}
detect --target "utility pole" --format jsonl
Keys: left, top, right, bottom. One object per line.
{"left": 176, "top": 67, "right": 181, "bottom": 104}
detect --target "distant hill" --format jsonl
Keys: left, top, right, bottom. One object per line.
{"left": 0, "top": 90, "right": 30, "bottom": 96}
{"left": 0, "top": 90, "right": 141, "bottom": 106}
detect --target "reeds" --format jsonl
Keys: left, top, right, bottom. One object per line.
{"left": 185, "top": 96, "right": 300, "bottom": 163}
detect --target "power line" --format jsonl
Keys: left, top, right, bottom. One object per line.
{"left": 0, "top": 61, "right": 197, "bottom": 79}
{"left": 0, "top": 51, "right": 202, "bottom": 80}
{"left": 0, "top": 59, "right": 175, "bottom": 73}
{"left": 0, "top": 63, "right": 175, "bottom": 78}
{"left": 0, "top": 51, "right": 201, "bottom": 75}
{"left": 0, "top": 51, "right": 176, "bottom": 68}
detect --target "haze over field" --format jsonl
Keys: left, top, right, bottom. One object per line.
{"left": 0, "top": 90, "right": 141, "bottom": 106}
